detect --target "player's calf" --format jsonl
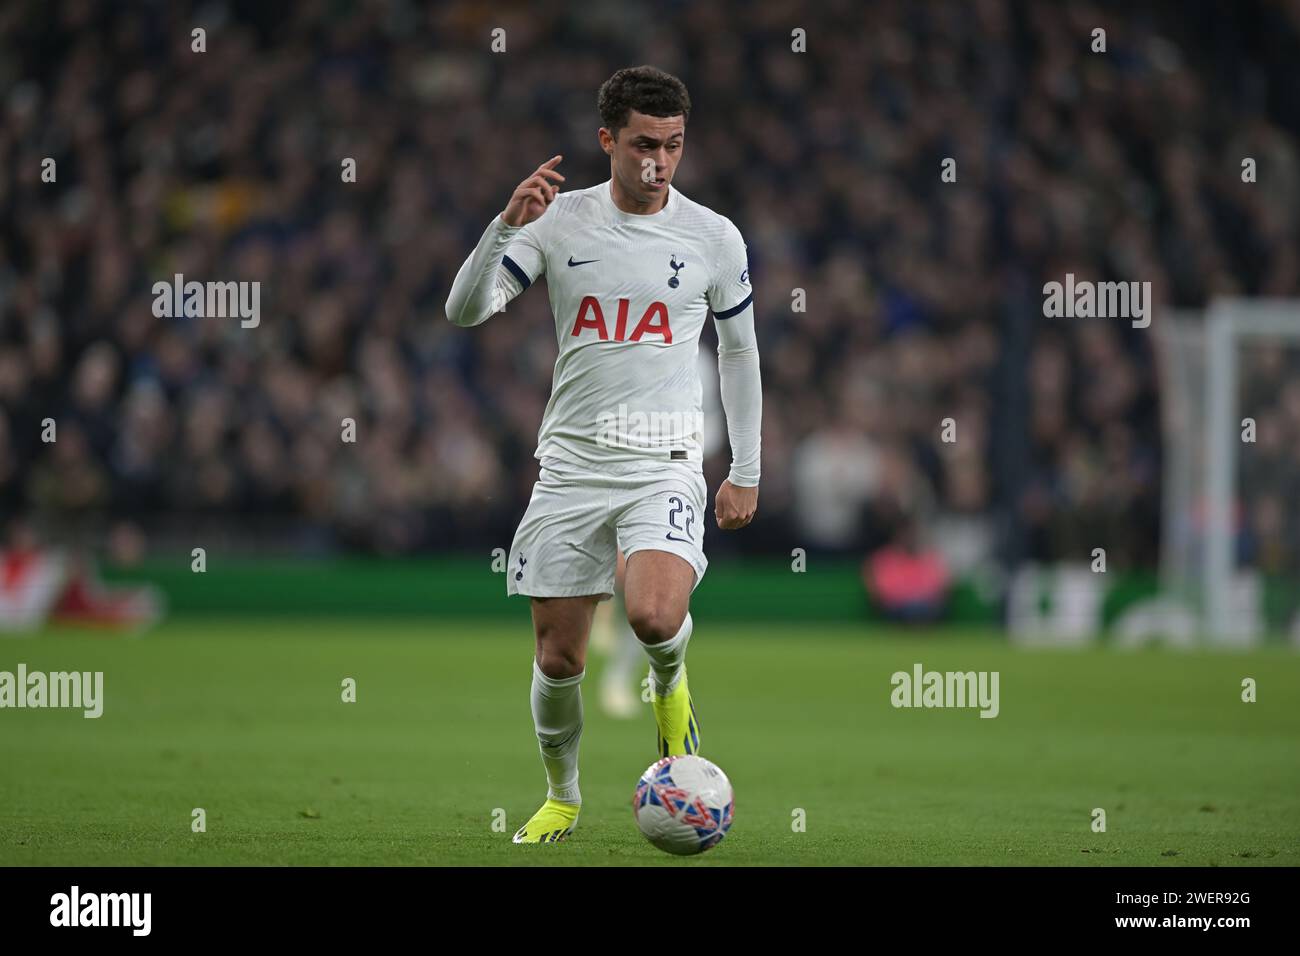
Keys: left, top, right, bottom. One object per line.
{"left": 624, "top": 551, "right": 701, "bottom": 755}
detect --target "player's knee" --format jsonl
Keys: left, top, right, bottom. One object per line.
{"left": 626, "top": 604, "right": 685, "bottom": 645}
{"left": 536, "top": 644, "right": 585, "bottom": 679}
{"left": 533, "top": 618, "right": 586, "bottom": 677}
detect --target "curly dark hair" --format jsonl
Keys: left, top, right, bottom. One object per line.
{"left": 597, "top": 66, "right": 691, "bottom": 138}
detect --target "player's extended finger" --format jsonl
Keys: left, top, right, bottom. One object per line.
{"left": 540, "top": 155, "right": 563, "bottom": 170}
{"left": 536, "top": 167, "right": 566, "bottom": 183}
{"left": 518, "top": 186, "right": 547, "bottom": 210}
{"left": 524, "top": 175, "right": 557, "bottom": 200}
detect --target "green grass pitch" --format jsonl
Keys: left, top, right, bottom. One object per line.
{"left": 2, "top": 618, "right": 1297, "bottom": 866}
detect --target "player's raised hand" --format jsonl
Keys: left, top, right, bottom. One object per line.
{"left": 500, "top": 156, "right": 565, "bottom": 227}
{"left": 715, "top": 479, "right": 758, "bottom": 530}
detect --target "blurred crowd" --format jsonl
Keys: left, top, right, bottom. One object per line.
{"left": 1, "top": 0, "right": 1299, "bottom": 566}
{"left": 1239, "top": 341, "right": 1300, "bottom": 574}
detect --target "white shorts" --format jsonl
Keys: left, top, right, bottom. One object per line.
{"left": 506, "top": 457, "right": 708, "bottom": 599}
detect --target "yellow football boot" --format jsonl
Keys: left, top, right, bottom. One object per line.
{"left": 511, "top": 798, "right": 580, "bottom": 844}
{"left": 651, "top": 670, "right": 701, "bottom": 757}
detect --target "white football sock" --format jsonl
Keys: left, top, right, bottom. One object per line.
{"left": 640, "top": 612, "right": 693, "bottom": 695}
{"left": 530, "top": 660, "right": 584, "bottom": 805}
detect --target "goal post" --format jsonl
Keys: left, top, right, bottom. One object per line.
{"left": 1160, "top": 299, "right": 1300, "bottom": 646}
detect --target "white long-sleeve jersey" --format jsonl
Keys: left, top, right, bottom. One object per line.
{"left": 445, "top": 179, "right": 761, "bottom": 486}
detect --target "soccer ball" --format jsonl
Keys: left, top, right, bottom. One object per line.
{"left": 632, "top": 755, "right": 734, "bottom": 855}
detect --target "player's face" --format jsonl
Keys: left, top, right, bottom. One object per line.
{"left": 601, "top": 110, "right": 685, "bottom": 206}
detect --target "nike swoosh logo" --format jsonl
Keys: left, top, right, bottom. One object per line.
{"left": 665, "top": 533, "right": 693, "bottom": 544}
{"left": 568, "top": 257, "right": 599, "bottom": 267}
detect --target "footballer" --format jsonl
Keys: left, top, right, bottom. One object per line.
{"left": 445, "top": 66, "right": 762, "bottom": 844}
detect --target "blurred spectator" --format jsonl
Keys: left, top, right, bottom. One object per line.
{"left": 863, "top": 519, "right": 951, "bottom": 622}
